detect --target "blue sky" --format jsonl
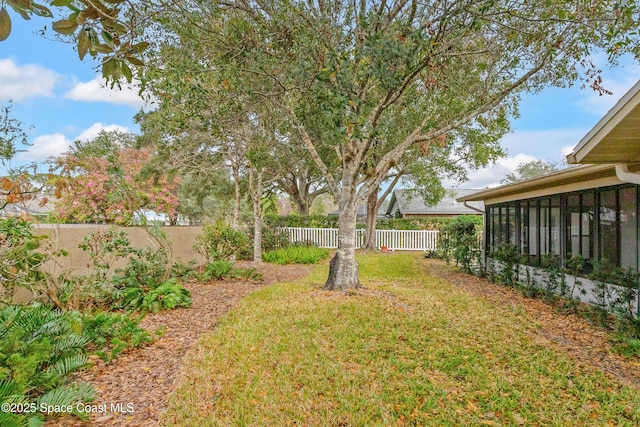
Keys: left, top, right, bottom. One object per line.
{"left": 1, "top": 18, "right": 639, "bottom": 189}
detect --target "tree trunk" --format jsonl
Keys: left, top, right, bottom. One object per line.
{"left": 250, "top": 170, "right": 263, "bottom": 264}
{"left": 362, "top": 190, "right": 378, "bottom": 250}
{"left": 324, "top": 177, "right": 360, "bottom": 290}
{"left": 296, "top": 200, "right": 310, "bottom": 216}
{"left": 232, "top": 166, "right": 241, "bottom": 229}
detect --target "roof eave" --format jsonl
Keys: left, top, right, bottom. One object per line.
{"left": 566, "top": 80, "right": 640, "bottom": 165}
{"left": 457, "top": 164, "right": 614, "bottom": 202}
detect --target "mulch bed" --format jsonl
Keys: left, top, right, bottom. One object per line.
{"left": 47, "top": 257, "right": 640, "bottom": 426}
{"left": 47, "top": 262, "right": 313, "bottom": 427}
{"left": 423, "top": 258, "right": 640, "bottom": 388}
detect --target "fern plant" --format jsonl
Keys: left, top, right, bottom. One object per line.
{"left": 0, "top": 304, "right": 96, "bottom": 425}
{"left": 141, "top": 279, "right": 192, "bottom": 313}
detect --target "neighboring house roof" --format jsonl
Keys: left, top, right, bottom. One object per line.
{"left": 387, "top": 189, "right": 484, "bottom": 216}
{"left": 566, "top": 79, "right": 640, "bottom": 164}
{"left": 1, "top": 196, "right": 56, "bottom": 218}
{"left": 328, "top": 204, "right": 387, "bottom": 219}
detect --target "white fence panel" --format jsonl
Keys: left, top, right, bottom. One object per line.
{"left": 279, "top": 227, "right": 440, "bottom": 251}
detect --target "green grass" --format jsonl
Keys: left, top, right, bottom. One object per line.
{"left": 163, "top": 253, "right": 640, "bottom": 426}
{"left": 262, "top": 245, "right": 330, "bottom": 264}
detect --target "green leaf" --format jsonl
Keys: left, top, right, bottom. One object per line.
{"left": 52, "top": 19, "right": 78, "bottom": 35}
{"left": 51, "top": 0, "right": 73, "bottom": 6}
{"left": 92, "top": 43, "right": 113, "bottom": 54}
{"left": 121, "top": 62, "right": 133, "bottom": 82}
{"left": 0, "top": 8, "right": 11, "bottom": 41}
{"left": 102, "top": 58, "right": 120, "bottom": 79}
{"left": 6, "top": 0, "right": 30, "bottom": 20}
{"left": 125, "top": 56, "right": 144, "bottom": 67}
{"left": 128, "top": 41, "right": 149, "bottom": 54}
{"left": 77, "top": 29, "right": 90, "bottom": 60}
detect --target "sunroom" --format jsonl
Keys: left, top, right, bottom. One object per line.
{"left": 458, "top": 79, "right": 640, "bottom": 309}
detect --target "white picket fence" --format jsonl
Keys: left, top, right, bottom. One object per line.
{"left": 279, "top": 227, "right": 440, "bottom": 251}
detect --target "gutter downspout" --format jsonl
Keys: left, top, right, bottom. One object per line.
{"left": 463, "top": 201, "right": 484, "bottom": 214}
{"left": 614, "top": 163, "right": 640, "bottom": 316}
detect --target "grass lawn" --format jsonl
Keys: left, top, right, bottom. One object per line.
{"left": 163, "top": 253, "right": 639, "bottom": 426}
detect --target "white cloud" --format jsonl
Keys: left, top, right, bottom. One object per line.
{"left": 444, "top": 153, "right": 539, "bottom": 189}
{"left": 75, "top": 123, "right": 131, "bottom": 142}
{"left": 64, "top": 76, "right": 150, "bottom": 109}
{"left": 577, "top": 76, "right": 639, "bottom": 116}
{"left": 16, "top": 133, "right": 72, "bottom": 162}
{"left": 499, "top": 128, "right": 588, "bottom": 160}
{"left": 17, "top": 123, "right": 132, "bottom": 163}
{"left": 561, "top": 144, "right": 576, "bottom": 157}
{"left": 0, "top": 58, "right": 59, "bottom": 102}
{"left": 574, "top": 59, "right": 640, "bottom": 116}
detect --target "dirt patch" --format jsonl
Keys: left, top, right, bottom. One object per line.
{"left": 47, "top": 262, "right": 313, "bottom": 427}
{"left": 423, "top": 258, "right": 640, "bottom": 387}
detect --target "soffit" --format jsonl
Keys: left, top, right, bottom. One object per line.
{"left": 568, "top": 80, "right": 640, "bottom": 164}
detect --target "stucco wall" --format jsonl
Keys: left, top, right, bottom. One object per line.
{"left": 33, "top": 225, "right": 206, "bottom": 276}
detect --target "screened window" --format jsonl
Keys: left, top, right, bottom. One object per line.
{"left": 620, "top": 187, "right": 638, "bottom": 270}
{"left": 582, "top": 192, "right": 594, "bottom": 260}
{"left": 566, "top": 194, "right": 580, "bottom": 258}
{"left": 599, "top": 189, "right": 618, "bottom": 267}
{"left": 486, "top": 184, "right": 639, "bottom": 271}
{"left": 550, "top": 197, "right": 561, "bottom": 256}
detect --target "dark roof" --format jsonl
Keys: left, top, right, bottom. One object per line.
{"left": 387, "top": 189, "right": 484, "bottom": 215}
{"left": 328, "top": 204, "right": 387, "bottom": 218}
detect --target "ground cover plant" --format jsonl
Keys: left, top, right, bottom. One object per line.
{"left": 262, "top": 245, "right": 329, "bottom": 265}
{"left": 477, "top": 243, "right": 640, "bottom": 358}
{"left": 164, "top": 253, "right": 640, "bottom": 426}
{"left": 0, "top": 218, "right": 193, "bottom": 424}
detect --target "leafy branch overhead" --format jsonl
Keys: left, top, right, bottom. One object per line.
{"left": 0, "top": 0, "right": 149, "bottom": 81}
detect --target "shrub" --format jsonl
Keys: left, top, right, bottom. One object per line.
{"left": 231, "top": 267, "right": 263, "bottom": 281}
{"left": 492, "top": 243, "right": 522, "bottom": 287}
{"left": 0, "top": 218, "right": 66, "bottom": 306}
{"left": 610, "top": 267, "right": 640, "bottom": 338}
{"left": 193, "top": 222, "right": 250, "bottom": 263}
{"left": 199, "top": 261, "right": 263, "bottom": 282}
{"left": 82, "top": 312, "right": 153, "bottom": 363}
{"left": 442, "top": 216, "right": 482, "bottom": 274}
{"left": 201, "top": 261, "right": 234, "bottom": 281}
{"left": 0, "top": 304, "right": 96, "bottom": 425}
{"left": 588, "top": 259, "right": 615, "bottom": 327}
{"left": 262, "top": 246, "right": 329, "bottom": 265}
{"left": 140, "top": 279, "right": 192, "bottom": 313}
{"left": 171, "top": 259, "right": 198, "bottom": 280}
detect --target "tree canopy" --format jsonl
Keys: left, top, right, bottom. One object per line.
{"left": 157, "top": 0, "right": 637, "bottom": 289}
{"left": 52, "top": 131, "right": 180, "bottom": 225}
{"left": 502, "top": 159, "right": 559, "bottom": 184}
{"left": 5, "top": 1, "right": 639, "bottom": 289}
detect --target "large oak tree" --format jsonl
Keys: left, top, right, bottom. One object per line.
{"left": 156, "top": 0, "right": 638, "bottom": 290}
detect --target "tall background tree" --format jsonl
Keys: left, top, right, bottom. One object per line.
{"left": 151, "top": 1, "right": 638, "bottom": 290}
{"left": 52, "top": 130, "right": 180, "bottom": 225}
{"left": 6, "top": 1, "right": 638, "bottom": 290}
{"left": 0, "top": 102, "right": 47, "bottom": 211}
{"left": 502, "top": 159, "right": 559, "bottom": 184}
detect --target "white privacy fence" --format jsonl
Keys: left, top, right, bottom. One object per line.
{"left": 279, "top": 227, "right": 440, "bottom": 251}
